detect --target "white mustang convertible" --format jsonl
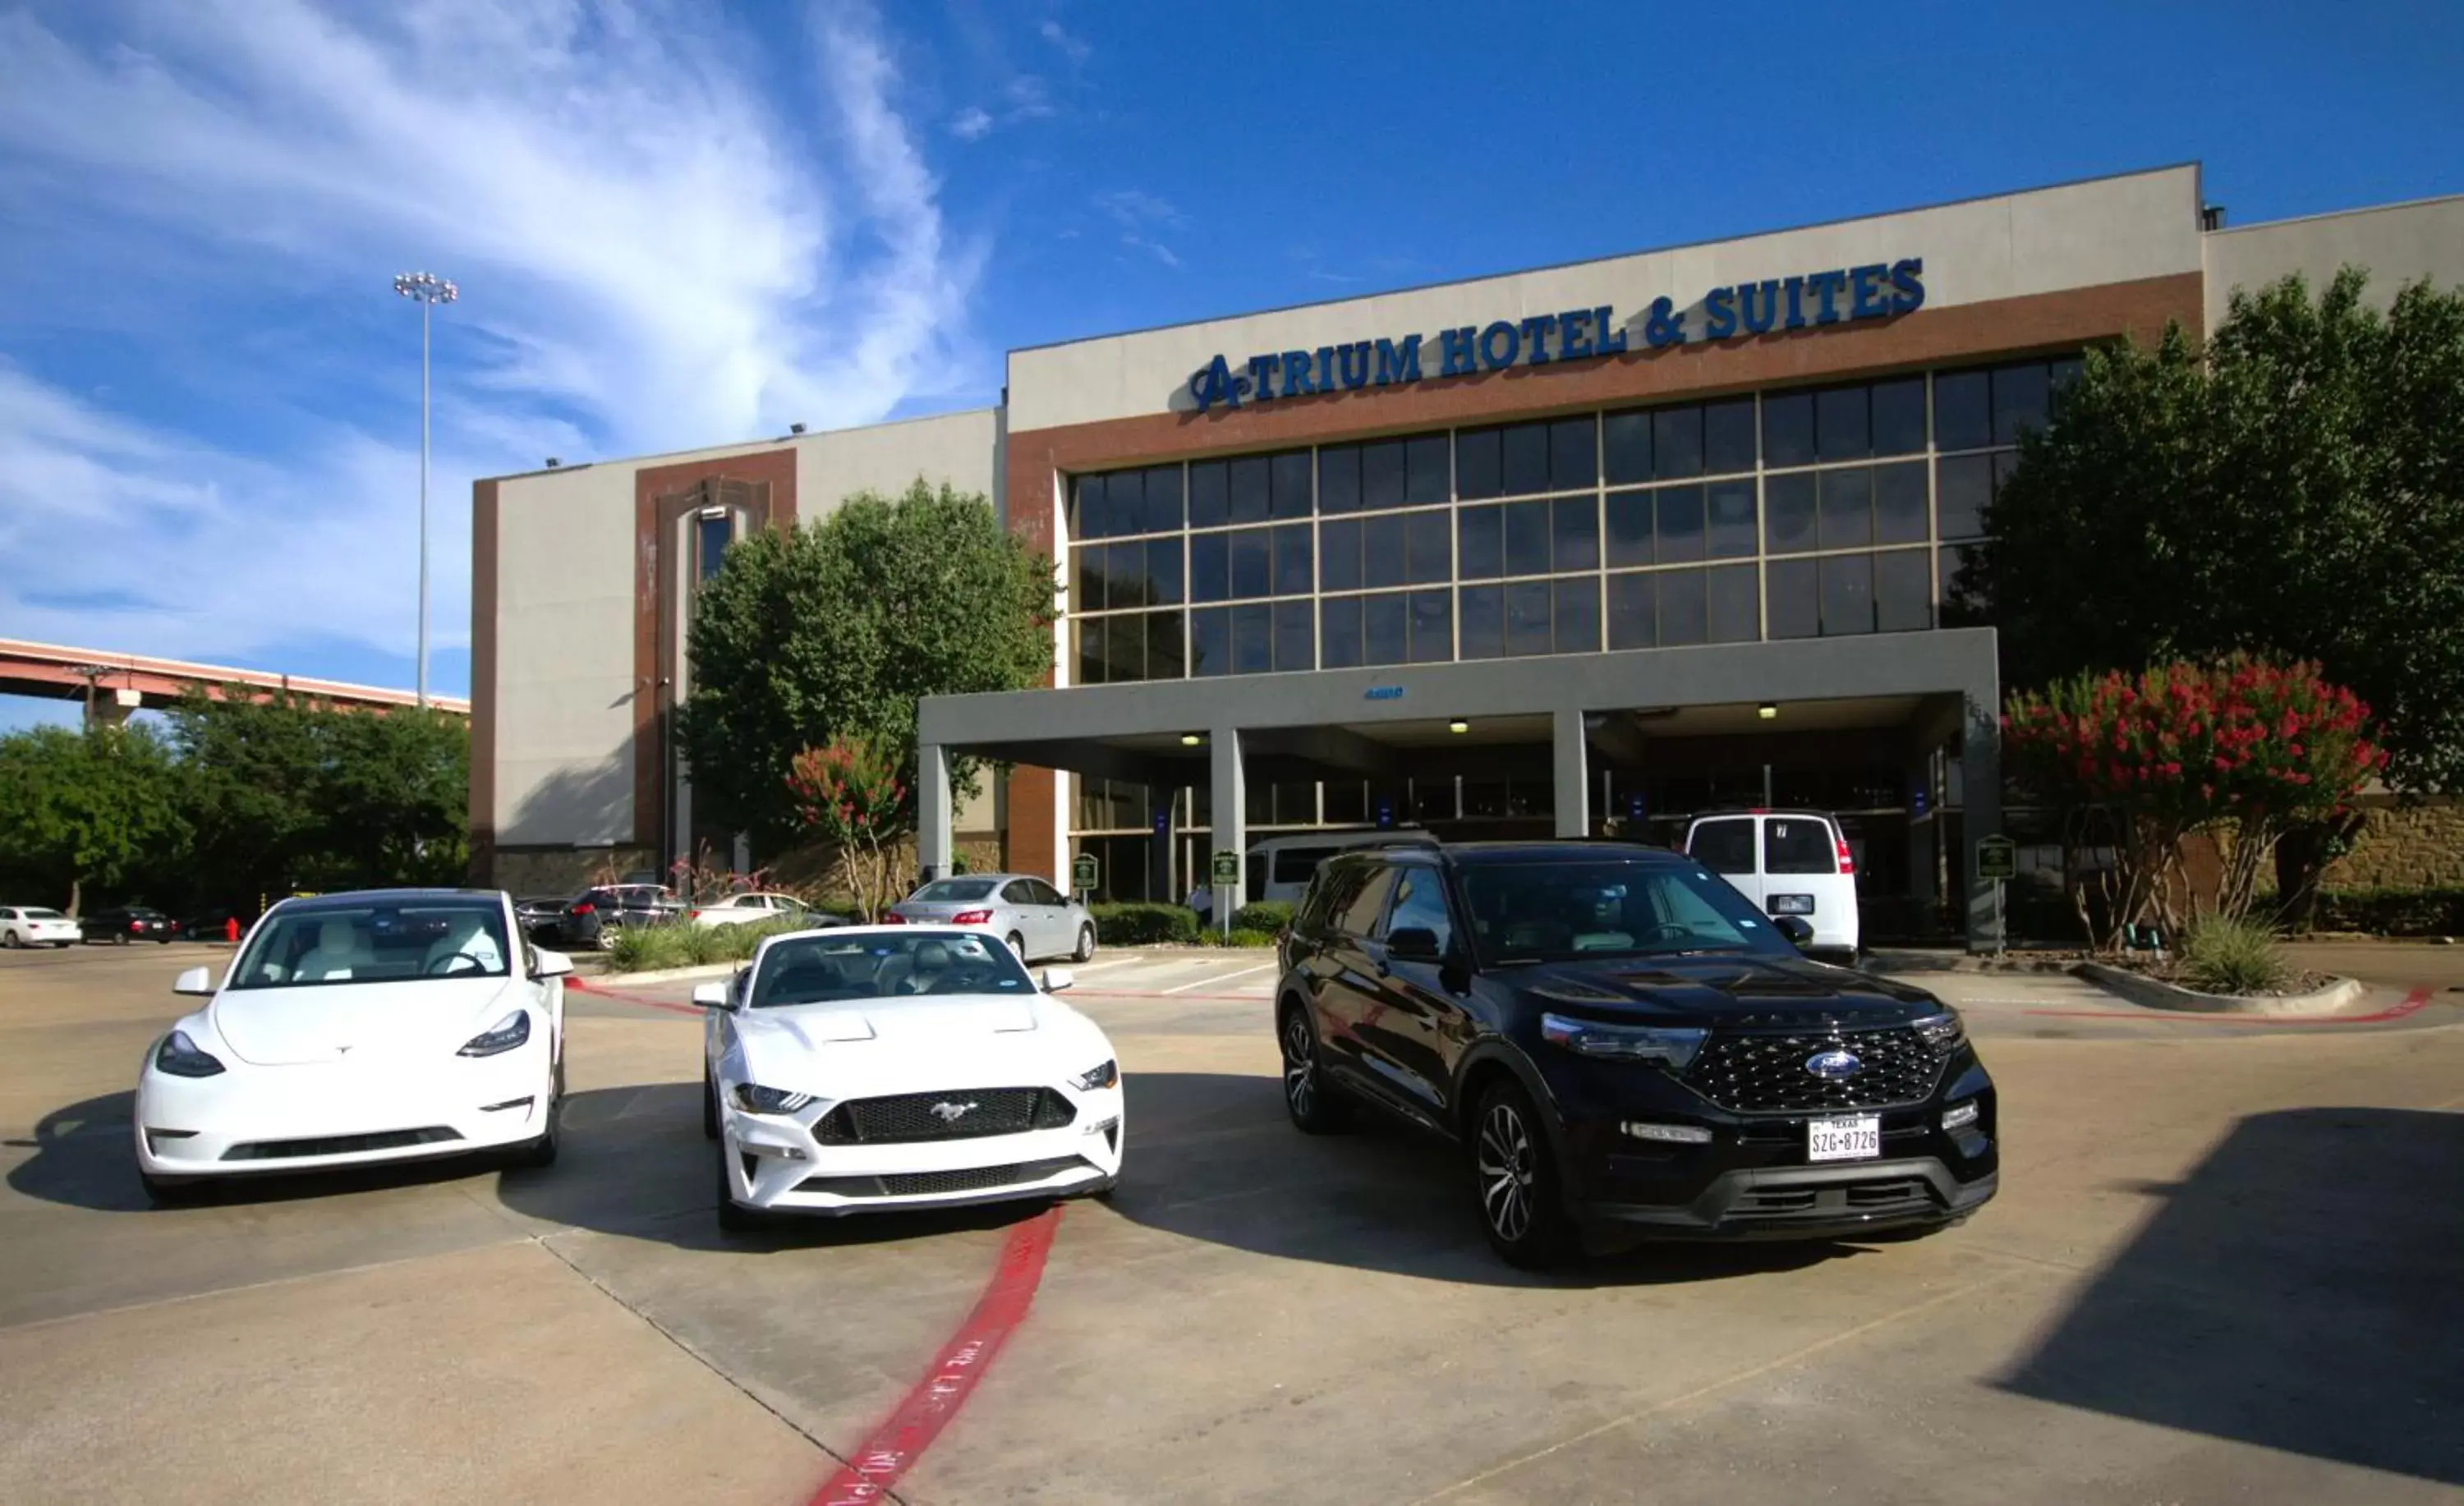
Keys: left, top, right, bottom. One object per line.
{"left": 698, "top": 926, "right": 1124, "bottom": 1228}
{"left": 133, "top": 890, "right": 568, "bottom": 1203}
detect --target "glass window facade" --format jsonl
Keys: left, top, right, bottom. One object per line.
{"left": 1061, "top": 356, "right": 2076, "bottom": 680}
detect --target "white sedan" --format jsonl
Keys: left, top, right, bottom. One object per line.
{"left": 132, "top": 889, "right": 569, "bottom": 1204}
{"left": 698, "top": 925, "right": 1124, "bottom": 1229}
{"left": 688, "top": 891, "right": 842, "bottom": 930}
{"left": 1, "top": 906, "right": 80, "bottom": 948}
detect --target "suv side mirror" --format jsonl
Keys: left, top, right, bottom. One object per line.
{"left": 1386, "top": 926, "right": 1444, "bottom": 962}
{"left": 1773, "top": 916, "right": 1815, "bottom": 948}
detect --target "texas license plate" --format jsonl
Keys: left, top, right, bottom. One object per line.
{"left": 1808, "top": 1114, "right": 1881, "bottom": 1162}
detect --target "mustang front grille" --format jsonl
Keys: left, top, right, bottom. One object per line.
{"left": 1684, "top": 1026, "right": 1945, "bottom": 1114}
{"left": 797, "top": 1155, "right": 1092, "bottom": 1198}
{"left": 816, "top": 1087, "right": 1074, "bottom": 1144}
{"left": 222, "top": 1127, "right": 463, "bottom": 1161}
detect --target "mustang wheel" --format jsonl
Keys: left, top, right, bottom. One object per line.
{"left": 1473, "top": 1079, "right": 1574, "bottom": 1270}
{"left": 702, "top": 1070, "right": 719, "bottom": 1140}
{"left": 715, "top": 1142, "right": 760, "bottom": 1233}
{"left": 1278, "top": 1001, "right": 1351, "bottom": 1133}
{"left": 1073, "top": 924, "right": 1096, "bottom": 962}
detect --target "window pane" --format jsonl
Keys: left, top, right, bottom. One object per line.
{"left": 1873, "top": 378, "right": 1925, "bottom": 456}
{"left": 1656, "top": 484, "right": 1707, "bottom": 564}
{"left": 1938, "top": 544, "right": 1971, "bottom": 605}
{"left": 1607, "top": 572, "right": 1656, "bottom": 650}
{"left": 1107, "top": 613, "right": 1143, "bottom": 682}
{"left": 2050, "top": 356, "right": 2084, "bottom": 408}
{"left": 1506, "top": 581, "right": 1551, "bottom": 657}
{"left": 1659, "top": 569, "right": 1708, "bottom": 646}
{"left": 1142, "top": 466, "right": 1184, "bottom": 533}
{"left": 1362, "top": 440, "right": 1406, "bottom": 510}
{"left": 1816, "top": 384, "right": 1871, "bottom": 461}
{"left": 1188, "top": 461, "right": 1229, "bottom": 527}
{"left": 1324, "top": 782, "right": 1367, "bottom": 824}
{"left": 1993, "top": 362, "right": 2051, "bottom": 445}
{"left": 1317, "top": 444, "right": 1360, "bottom": 514}
{"left": 1993, "top": 449, "right": 2020, "bottom": 495}
{"left": 1707, "top": 479, "right": 1756, "bottom": 558}
{"left": 1191, "top": 607, "right": 1230, "bottom": 675}
{"left": 1459, "top": 584, "right": 1504, "bottom": 659}
{"left": 1075, "top": 618, "right": 1105, "bottom": 685}
{"left": 1229, "top": 455, "right": 1271, "bottom": 525}
{"left": 1818, "top": 553, "right": 1874, "bottom": 636}
{"left": 1873, "top": 461, "right": 1928, "bottom": 545}
{"left": 1874, "top": 549, "right": 1931, "bottom": 632}
{"left": 1073, "top": 544, "right": 1106, "bottom": 617}
{"left": 1405, "top": 435, "right": 1450, "bottom": 506}
{"left": 1271, "top": 451, "right": 1312, "bottom": 520}
{"left": 1363, "top": 592, "right": 1408, "bottom": 665}
{"left": 1606, "top": 489, "right": 1653, "bottom": 567}
{"left": 1818, "top": 467, "right": 1873, "bottom": 550}
{"left": 1552, "top": 495, "right": 1599, "bottom": 572}
{"left": 1320, "top": 596, "right": 1363, "bottom": 668}
{"left": 1764, "top": 472, "right": 1816, "bottom": 553}
{"left": 1455, "top": 428, "right": 1502, "bottom": 501}
{"left": 1551, "top": 416, "right": 1598, "bottom": 489}
{"left": 1763, "top": 390, "right": 1815, "bottom": 468}
{"left": 1363, "top": 513, "right": 1407, "bottom": 589}
{"left": 1653, "top": 405, "right": 1703, "bottom": 480}
{"left": 1320, "top": 518, "right": 1363, "bottom": 591}
{"left": 1768, "top": 558, "right": 1818, "bottom": 639}
{"left": 1230, "top": 528, "right": 1271, "bottom": 598}
{"left": 1603, "top": 409, "right": 1652, "bottom": 484}
{"left": 1457, "top": 504, "right": 1503, "bottom": 579}
{"left": 1405, "top": 509, "right": 1451, "bottom": 585}
{"left": 1273, "top": 524, "right": 1312, "bottom": 596}
{"left": 1073, "top": 473, "right": 1109, "bottom": 539}
{"left": 1274, "top": 599, "right": 1314, "bottom": 670}
{"left": 1501, "top": 423, "right": 1549, "bottom": 496}
{"left": 1504, "top": 499, "right": 1549, "bottom": 576}
{"left": 1708, "top": 562, "right": 1758, "bottom": 642}
{"left": 1142, "top": 536, "right": 1183, "bottom": 606}
{"left": 1704, "top": 397, "right": 1756, "bottom": 475}
{"left": 1409, "top": 589, "right": 1452, "bottom": 663}
{"left": 1411, "top": 778, "right": 1456, "bottom": 823}
{"left": 1231, "top": 602, "right": 1273, "bottom": 673}
{"left": 1936, "top": 455, "right": 1993, "bottom": 539}
{"left": 1147, "top": 610, "right": 1184, "bottom": 679}
{"left": 1553, "top": 576, "right": 1599, "bottom": 653}
{"left": 1107, "top": 539, "right": 1146, "bottom": 611}
{"left": 1934, "top": 370, "right": 1990, "bottom": 451}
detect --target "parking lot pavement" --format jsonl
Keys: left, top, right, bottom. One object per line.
{"left": 6, "top": 942, "right": 2463, "bottom": 1504}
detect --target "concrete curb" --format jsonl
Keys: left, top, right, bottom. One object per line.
{"left": 2072, "top": 960, "right": 2369, "bottom": 1017}
{"left": 577, "top": 961, "right": 742, "bottom": 988}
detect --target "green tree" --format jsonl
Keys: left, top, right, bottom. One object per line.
{"left": 1953, "top": 269, "right": 2464, "bottom": 921}
{"left": 0, "top": 723, "right": 186, "bottom": 913}
{"left": 677, "top": 479, "right": 1056, "bottom": 852}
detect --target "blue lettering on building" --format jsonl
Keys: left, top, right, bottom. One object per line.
{"left": 1186, "top": 259, "right": 1926, "bottom": 411}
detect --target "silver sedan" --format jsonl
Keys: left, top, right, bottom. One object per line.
{"left": 885, "top": 874, "right": 1096, "bottom": 962}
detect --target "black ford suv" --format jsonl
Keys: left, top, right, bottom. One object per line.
{"left": 1274, "top": 841, "right": 1997, "bottom": 1267}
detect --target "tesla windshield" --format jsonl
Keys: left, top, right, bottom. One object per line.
{"left": 227, "top": 901, "right": 513, "bottom": 988}
{"left": 748, "top": 930, "right": 1037, "bottom": 1006}
{"left": 1456, "top": 860, "right": 1793, "bottom": 965}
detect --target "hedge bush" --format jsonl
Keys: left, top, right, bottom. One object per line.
{"left": 1228, "top": 901, "right": 1295, "bottom": 934}
{"left": 1090, "top": 902, "right": 1200, "bottom": 945}
{"left": 604, "top": 916, "right": 805, "bottom": 973}
{"left": 1199, "top": 927, "right": 1280, "bottom": 948}
{"left": 2307, "top": 887, "right": 2464, "bottom": 936}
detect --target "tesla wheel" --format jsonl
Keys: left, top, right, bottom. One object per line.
{"left": 511, "top": 1058, "right": 563, "bottom": 1169}
{"left": 1278, "top": 1001, "right": 1351, "bottom": 1133}
{"left": 1006, "top": 931, "right": 1027, "bottom": 961}
{"left": 702, "top": 1070, "right": 719, "bottom": 1141}
{"left": 715, "top": 1143, "right": 760, "bottom": 1233}
{"left": 1472, "top": 1080, "right": 1574, "bottom": 1270}
{"left": 1073, "top": 924, "right": 1096, "bottom": 962}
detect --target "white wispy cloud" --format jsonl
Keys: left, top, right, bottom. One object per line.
{"left": 0, "top": 0, "right": 985, "bottom": 677}
{"left": 949, "top": 105, "right": 995, "bottom": 140}
{"left": 1038, "top": 18, "right": 1091, "bottom": 65}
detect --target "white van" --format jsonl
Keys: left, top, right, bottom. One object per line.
{"left": 1683, "top": 810, "right": 1861, "bottom": 962}
{"left": 1241, "top": 829, "right": 1437, "bottom": 907}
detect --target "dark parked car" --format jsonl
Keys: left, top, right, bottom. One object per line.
{"left": 550, "top": 884, "right": 683, "bottom": 949}
{"left": 513, "top": 895, "right": 570, "bottom": 940}
{"left": 82, "top": 906, "right": 175, "bottom": 944}
{"left": 1272, "top": 841, "right": 1997, "bottom": 1268}
{"left": 174, "top": 906, "right": 251, "bottom": 942}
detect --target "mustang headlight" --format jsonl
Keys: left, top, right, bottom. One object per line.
{"left": 154, "top": 1030, "right": 227, "bottom": 1079}
{"left": 1540, "top": 1012, "right": 1707, "bottom": 1068}
{"left": 1912, "top": 1010, "right": 1966, "bottom": 1052}
{"left": 1071, "top": 1058, "right": 1119, "bottom": 1091}
{"left": 733, "top": 1083, "right": 816, "bottom": 1115}
{"left": 457, "top": 1010, "right": 531, "bottom": 1058}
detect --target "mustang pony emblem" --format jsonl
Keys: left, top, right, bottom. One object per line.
{"left": 930, "top": 1100, "right": 978, "bottom": 1123}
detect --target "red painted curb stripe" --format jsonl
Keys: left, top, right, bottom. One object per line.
{"left": 2024, "top": 986, "right": 2434, "bottom": 1026}
{"left": 563, "top": 976, "right": 701, "bottom": 1015}
{"left": 809, "top": 1205, "right": 1064, "bottom": 1505}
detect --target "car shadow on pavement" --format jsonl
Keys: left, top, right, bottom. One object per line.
{"left": 1996, "top": 1106, "right": 2464, "bottom": 1488}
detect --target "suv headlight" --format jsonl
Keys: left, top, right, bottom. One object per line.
{"left": 457, "top": 1011, "right": 531, "bottom": 1058}
{"left": 733, "top": 1084, "right": 816, "bottom": 1115}
{"left": 1912, "top": 1011, "right": 1966, "bottom": 1052}
{"left": 1071, "top": 1058, "right": 1119, "bottom": 1091}
{"left": 154, "top": 1030, "right": 227, "bottom": 1078}
{"left": 1540, "top": 1013, "right": 1707, "bottom": 1068}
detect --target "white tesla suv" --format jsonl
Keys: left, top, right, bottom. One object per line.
{"left": 699, "top": 926, "right": 1124, "bottom": 1228}
{"left": 133, "top": 890, "right": 569, "bottom": 1203}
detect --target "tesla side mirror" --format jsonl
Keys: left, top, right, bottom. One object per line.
{"left": 172, "top": 967, "right": 214, "bottom": 996}
{"left": 690, "top": 981, "right": 730, "bottom": 1008}
{"left": 1773, "top": 916, "right": 1816, "bottom": 948}
{"left": 1386, "top": 926, "right": 1443, "bottom": 962}
{"left": 533, "top": 948, "right": 573, "bottom": 979}
{"left": 1041, "top": 967, "right": 1076, "bottom": 993}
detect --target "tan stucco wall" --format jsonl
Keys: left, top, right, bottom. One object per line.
{"left": 794, "top": 406, "right": 1004, "bottom": 523}
{"left": 1008, "top": 165, "right": 2205, "bottom": 434}
{"left": 2203, "top": 195, "right": 2464, "bottom": 328}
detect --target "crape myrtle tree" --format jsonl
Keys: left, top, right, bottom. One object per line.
{"left": 1952, "top": 269, "right": 2464, "bottom": 925}
{"left": 785, "top": 736, "right": 906, "bottom": 921}
{"left": 676, "top": 480, "right": 1057, "bottom": 859}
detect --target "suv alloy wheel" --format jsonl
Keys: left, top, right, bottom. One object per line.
{"left": 1472, "top": 1080, "right": 1573, "bottom": 1269}
{"left": 1279, "top": 1003, "right": 1351, "bottom": 1133}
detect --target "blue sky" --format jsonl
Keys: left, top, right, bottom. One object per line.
{"left": 3, "top": 0, "right": 2460, "bottom": 730}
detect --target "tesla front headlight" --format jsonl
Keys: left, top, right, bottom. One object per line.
{"left": 1071, "top": 1058, "right": 1119, "bottom": 1091}
{"left": 1540, "top": 1013, "right": 1707, "bottom": 1068}
{"left": 733, "top": 1084, "right": 815, "bottom": 1115}
{"left": 457, "top": 1010, "right": 531, "bottom": 1058}
{"left": 154, "top": 1030, "right": 226, "bottom": 1078}
{"left": 1912, "top": 1010, "right": 1966, "bottom": 1052}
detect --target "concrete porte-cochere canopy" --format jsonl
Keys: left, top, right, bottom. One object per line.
{"left": 918, "top": 627, "right": 2003, "bottom": 947}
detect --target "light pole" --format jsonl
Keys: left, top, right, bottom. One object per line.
{"left": 393, "top": 271, "right": 457, "bottom": 709}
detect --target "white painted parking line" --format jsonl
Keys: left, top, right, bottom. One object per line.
{"left": 1161, "top": 961, "right": 1278, "bottom": 994}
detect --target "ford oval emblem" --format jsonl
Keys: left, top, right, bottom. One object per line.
{"left": 1804, "top": 1049, "right": 1861, "bottom": 1079}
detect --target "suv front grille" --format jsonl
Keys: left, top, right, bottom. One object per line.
{"left": 816, "top": 1088, "right": 1073, "bottom": 1145}
{"left": 1685, "top": 1027, "right": 1944, "bottom": 1113}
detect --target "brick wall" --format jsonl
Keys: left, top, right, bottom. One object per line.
{"left": 2320, "top": 800, "right": 2464, "bottom": 888}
